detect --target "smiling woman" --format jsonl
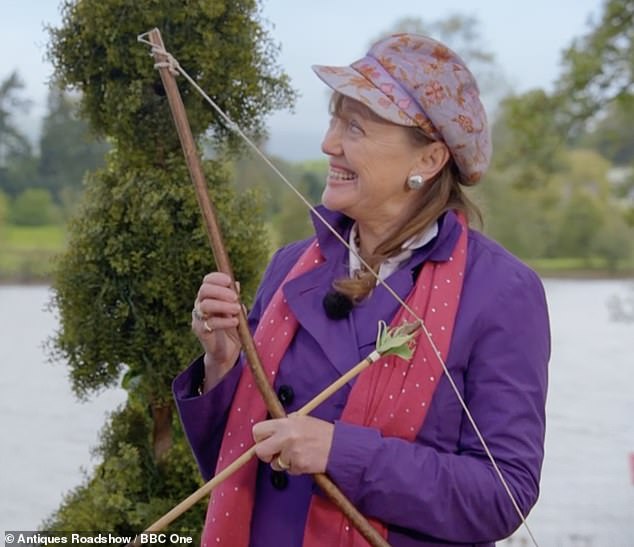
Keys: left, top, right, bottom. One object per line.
{"left": 173, "top": 33, "right": 550, "bottom": 547}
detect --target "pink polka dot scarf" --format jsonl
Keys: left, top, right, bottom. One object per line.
{"left": 202, "top": 214, "right": 468, "bottom": 546}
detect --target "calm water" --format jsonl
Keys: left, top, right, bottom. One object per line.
{"left": 1, "top": 281, "right": 633, "bottom": 546}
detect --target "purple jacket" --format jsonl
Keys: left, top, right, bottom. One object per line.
{"left": 173, "top": 207, "right": 550, "bottom": 546}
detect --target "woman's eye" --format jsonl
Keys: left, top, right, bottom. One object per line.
{"left": 347, "top": 119, "right": 364, "bottom": 134}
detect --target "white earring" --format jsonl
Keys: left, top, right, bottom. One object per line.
{"left": 407, "top": 175, "right": 425, "bottom": 190}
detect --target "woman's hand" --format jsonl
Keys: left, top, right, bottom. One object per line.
{"left": 192, "top": 272, "right": 242, "bottom": 391}
{"left": 252, "top": 415, "right": 335, "bottom": 475}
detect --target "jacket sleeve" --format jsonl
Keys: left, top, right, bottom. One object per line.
{"left": 326, "top": 265, "right": 550, "bottom": 543}
{"left": 173, "top": 355, "right": 244, "bottom": 481}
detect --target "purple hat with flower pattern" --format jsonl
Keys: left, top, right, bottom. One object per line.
{"left": 312, "top": 33, "right": 491, "bottom": 184}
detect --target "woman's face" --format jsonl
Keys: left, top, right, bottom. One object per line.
{"left": 320, "top": 97, "right": 426, "bottom": 228}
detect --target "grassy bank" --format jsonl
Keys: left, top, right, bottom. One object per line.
{"left": 527, "top": 257, "right": 634, "bottom": 279}
{"left": 0, "top": 225, "right": 67, "bottom": 283}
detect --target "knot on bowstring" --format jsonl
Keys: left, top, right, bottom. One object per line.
{"left": 151, "top": 45, "right": 180, "bottom": 76}
{"left": 137, "top": 32, "right": 180, "bottom": 76}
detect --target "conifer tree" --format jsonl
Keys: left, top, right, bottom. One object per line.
{"left": 45, "top": 0, "right": 295, "bottom": 537}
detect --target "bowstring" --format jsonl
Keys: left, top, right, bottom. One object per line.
{"left": 137, "top": 32, "right": 540, "bottom": 547}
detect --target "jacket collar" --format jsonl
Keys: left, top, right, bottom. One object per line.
{"left": 310, "top": 205, "right": 462, "bottom": 265}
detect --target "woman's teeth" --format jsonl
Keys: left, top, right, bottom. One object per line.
{"left": 329, "top": 168, "right": 356, "bottom": 181}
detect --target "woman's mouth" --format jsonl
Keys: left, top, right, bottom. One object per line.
{"left": 328, "top": 166, "right": 357, "bottom": 182}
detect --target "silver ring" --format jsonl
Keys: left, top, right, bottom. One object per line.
{"left": 192, "top": 306, "right": 205, "bottom": 322}
{"left": 203, "top": 320, "right": 213, "bottom": 333}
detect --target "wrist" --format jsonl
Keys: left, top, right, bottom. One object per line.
{"left": 201, "top": 349, "right": 241, "bottom": 393}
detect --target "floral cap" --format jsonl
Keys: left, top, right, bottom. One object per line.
{"left": 313, "top": 33, "right": 491, "bottom": 184}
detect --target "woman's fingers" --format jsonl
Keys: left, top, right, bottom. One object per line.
{"left": 251, "top": 416, "right": 334, "bottom": 475}
{"left": 252, "top": 419, "right": 288, "bottom": 464}
{"left": 252, "top": 419, "right": 278, "bottom": 443}
{"left": 202, "top": 271, "right": 233, "bottom": 286}
{"left": 195, "top": 274, "right": 240, "bottom": 319}
{"left": 196, "top": 298, "right": 241, "bottom": 318}
{"left": 195, "top": 315, "right": 239, "bottom": 333}
{"left": 192, "top": 273, "right": 241, "bottom": 330}
{"left": 190, "top": 273, "right": 243, "bottom": 388}
{"left": 198, "top": 273, "right": 238, "bottom": 301}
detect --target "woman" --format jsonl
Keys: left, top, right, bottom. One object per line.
{"left": 174, "top": 34, "right": 550, "bottom": 546}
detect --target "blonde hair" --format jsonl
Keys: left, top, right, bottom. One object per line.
{"left": 329, "top": 92, "right": 481, "bottom": 302}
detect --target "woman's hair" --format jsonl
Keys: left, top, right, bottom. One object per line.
{"left": 329, "top": 92, "right": 481, "bottom": 302}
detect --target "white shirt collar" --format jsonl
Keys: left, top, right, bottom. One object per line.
{"left": 348, "top": 221, "right": 438, "bottom": 282}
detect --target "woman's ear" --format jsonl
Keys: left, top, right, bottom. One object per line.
{"left": 414, "top": 142, "right": 450, "bottom": 181}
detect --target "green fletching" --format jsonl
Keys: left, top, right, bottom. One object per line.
{"left": 375, "top": 320, "right": 420, "bottom": 360}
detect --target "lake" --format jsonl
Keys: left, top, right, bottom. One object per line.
{"left": 1, "top": 280, "right": 633, "bottom": 546}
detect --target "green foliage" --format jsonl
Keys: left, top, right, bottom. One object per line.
{"left": 46, "top": 0, "right": 294, "bottom": 534}
{"left": 590, "top": 213, "right": 634, "bottom": 270}
{"left": 580, "top": 95, "right": 634, "bottom": 165}
{"left": 10, "top": 188, "right": 61, "bottom": 226}
{"left": 232, "top": 153, "right": 326, "bottom": 245}
{"left": 479, "top": 0, "right": 634, "bottom": 262}
{"left": 555, "top": 190, "right": 605, "bottom": 259}
{"left": 0, "top": 73, "right": 108, "bottom": 211}
{"left": 552, "top": 148, "right": 613, "bottom": 200}
{"left": 0, "top": 153, "right": 39, "bottom": 199}
{"left": 271, "top": 178, "right": 315, "bottom": 246}
{"left": 51, "top": 152, "right": 268, "bottom": 402}
{"left": 0, "top": 71, "right": 31, "bottom": 160}
{"left": 38, "top": 87, "right": 110, "bottom": 207}
{"left": 233, "top": 152, "right": 297, "bottom": 214}
{"left": 296, "top": 159, "right": 328, "bottom": 202}
{"left": 556, "top": 0, "right": 634, "bottom": 133}
{"left": 0, "top": 71, "right": 37, "bottom": 198}
{"left": 42, "top": 399, "right": 205, "bottom": 541}
{"left": 0, "top": 189, "right": 7, "bottom": 224}
{"left": 475, "top": 175, "right": 556, "bottom": 260}
{"left": 0, "top": 72, "right": 37, "bottom": 199}
{"left": 492, "top": 90, "right": 567, "bottom": 190}
{"left": 476, "top": 143, "right": 634, "bottom": 265}
{"left": 48, "top": 0, "right": 296, "bottom": 157}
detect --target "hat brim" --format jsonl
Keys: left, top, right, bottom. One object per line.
{"left": 312, "top": 64, "right": 417, "bottom": 128}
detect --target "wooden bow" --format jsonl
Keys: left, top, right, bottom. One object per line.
{"left": 146, "top": 28, "right": 389, "bottom": 547}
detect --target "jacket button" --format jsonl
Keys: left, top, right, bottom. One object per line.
{"left": 270, "top": 470, "right": 289, "bottom": 490}
{"left": 277, "top": 384, "right": 295, "bottom": 407}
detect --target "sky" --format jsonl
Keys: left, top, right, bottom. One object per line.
{"left": 3, "top": 0, "right": 605, "bottom": 161}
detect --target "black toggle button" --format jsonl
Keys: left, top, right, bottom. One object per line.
{"left": 277, "top": 384, "right": 295, "bottom": 407}
{"left": 270, "top": 470, "right": 289, "bottom": 490}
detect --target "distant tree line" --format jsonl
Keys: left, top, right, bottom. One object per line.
{"left": 2, "top": 1, "right": 633, "bottom": 271}
{"left": 477, "top": 0, "right": 634, "bottom": 270}
{"left": 0, "top": 72, "right": 109, "bottom": 225}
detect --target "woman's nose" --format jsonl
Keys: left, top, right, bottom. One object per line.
{"left": 321, "top": 119, "right": 342, "bottom": 156}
